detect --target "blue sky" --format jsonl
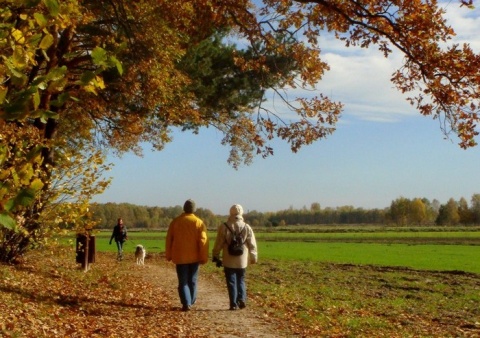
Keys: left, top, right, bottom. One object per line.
{"left": 92, "top": 2, "right": 480, "bottom": 215}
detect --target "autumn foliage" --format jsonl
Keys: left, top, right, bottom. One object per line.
{"left": 1, "top": 0, "right": 480, "bottom": 262}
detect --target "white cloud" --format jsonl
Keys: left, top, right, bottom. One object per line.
{"left": 441, "top": 1, "right": 480, "bottom": 50}
{"left": 255, "top": 2, "right": 479, "bottom": 124}
{"left": 312, "top": 2, "right": 480, "bottom": 123}
{"left": 259, "top": 49, "right": 415, "bottom": 124}
{"left": 316, "top": 50, "right": 416, "bottom": 122}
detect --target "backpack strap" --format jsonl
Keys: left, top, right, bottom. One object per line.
{"left": 224, "top": 222, "right": 246, "bottom": 243}
{"left": 224, "top": 222, "right": 234, "bottom": 234}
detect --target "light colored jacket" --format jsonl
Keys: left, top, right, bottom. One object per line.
{"left": 212, "top": 218, "right": 257, "bottom": 269}
{"left": 165, "top": 213, "right": 209, "bottom": 265}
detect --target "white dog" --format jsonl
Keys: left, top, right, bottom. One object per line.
{"left": 135, "top": 244, "right": 146, "bottom": 265}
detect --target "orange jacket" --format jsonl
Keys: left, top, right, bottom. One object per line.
{"left": 165, "top": 213, "right": 209, "bottom": 265}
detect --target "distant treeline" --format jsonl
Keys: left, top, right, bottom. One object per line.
{"left": 90, "top": 203, "right": 220, "bottom": 230}
{"left": 90, "top": 194, "right": 480, "bottom": 229}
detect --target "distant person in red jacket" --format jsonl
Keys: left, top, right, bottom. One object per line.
{"left": 109, "top": 218, "right": 128, "bottom": 261}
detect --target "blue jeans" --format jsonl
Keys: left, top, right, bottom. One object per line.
{"left": 176, "top": 263, "right": 200, "bottom": 307}
{"left": 224, "top": 267, "right": 246, "bottom": 307}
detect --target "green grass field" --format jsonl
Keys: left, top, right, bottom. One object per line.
{"left": 81, "top": 228, "right": 480, "bottom": 273}
{"left": 260, "top": 242, "right": 480, "bottom": 273}
{"left": 55, "top": 227, "right": 480, "bottom": 336}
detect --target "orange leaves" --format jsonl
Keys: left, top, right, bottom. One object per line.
{"left": 272, "top": 95, "right": 341, "bottom": 152}
{"left": 3, "top": 0, "right": 480, "bottom": 164}
{"left": 269, "top": 0, "right": 480, "bottom": 148}
{"left": 0, "top": 247, "right": 180, "bottom": 337}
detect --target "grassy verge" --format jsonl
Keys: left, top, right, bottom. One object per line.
{"left": 203, "top": 259, "right": 480, "bottom": 337}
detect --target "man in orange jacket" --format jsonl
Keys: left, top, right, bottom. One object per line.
{"left": 165, "top": 199, "right": 209, "bottom": 311}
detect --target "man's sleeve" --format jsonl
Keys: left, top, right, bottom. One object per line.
{"left": 199, "top": 222, "right": 209, "bottom": 264}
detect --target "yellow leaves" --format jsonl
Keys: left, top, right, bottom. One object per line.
{"left": 12, "top": 46, "right": 29, "bottom": 71}
{"left": 30, "top": 178, "right": 44, "bottom": 192}
{"left": 0, "top": 124, "right": 49, "bottom": 233}
{"left": 90, "top": 46, "right": 108, "bottom": 66}
{"left": 0, "top": 86, "right": 7, "bottom": 105}
{"left": 78, "top": 70, "right": 106, "bottom": 94}
{"left": 32, "top": 90, "right": 40, "bottom": 110}
{"left": 0, "top": 142, "right": 7, "bottom": 166}
{"left": 90, "top": 47, "right": 123, "bottom": 75}
{"left": 11, "top": 29, "right": 25, "bottom": 45}
{"left": 16, "top": 163, "right": 35, "bottom": 186}
{"left": 39, "top": 33, "right": 54, "bottom": 50}
{"left": 40, "top": 145, "right": 112, "bottom": 232}
{"left": 1, "top": 1, "right": 91, "bottom": 118}
{"left": 94, "top": 75, "right": 105, "bottom": 90}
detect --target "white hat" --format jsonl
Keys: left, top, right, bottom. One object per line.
{"left": 229, "top": 204, "right": 243, "bottom": 218}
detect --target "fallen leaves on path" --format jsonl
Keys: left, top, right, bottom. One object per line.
{"left": 0, "top": 246, "right": 206, "bottom": 337}
{"left": 0, "top": 246, "right": 288, "bottom": 338}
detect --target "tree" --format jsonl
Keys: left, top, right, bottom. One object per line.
{"left": 387, "top": 197, "right": 429, "bottom": 225}
{"left": 436, "top": 198, "right": 460, "bottom": 225}
{"left": 458, "top": 197, "right": 474, "bottom": 224}
{"left": 422, "top": 198, "right": 440, "bottom": 224}
{"left": 470, "top": 194, "right": 480, "bottom": 223}
{"left": 310, "top": 202, "right": 321, "bottom": 212}
{"left": 2, "top": 0, "right": 480, "bottom": 263}
{"left": 410, "top": 198, "right": 427, "bottom": 225}
{"left": 388, "top": 197, "right": 411, "bottom": 225}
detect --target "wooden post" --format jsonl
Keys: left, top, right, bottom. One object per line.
{"left": 83, "top": 232, "right": 89, "bottom": 272}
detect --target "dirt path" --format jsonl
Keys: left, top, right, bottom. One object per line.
{"left": 135, "top": 255, "right": 291, "bottom": 338}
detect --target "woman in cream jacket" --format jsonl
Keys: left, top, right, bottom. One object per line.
{"left": 212, "top": 204, "right": 257, "bottom": 310}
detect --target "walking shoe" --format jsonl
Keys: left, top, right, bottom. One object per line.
{"left": 181, "top": 305, "right": 191, "bottom": 312}
{"left": 237, "top": 300, "right": 246, "bottom": 309}
{"left": 229, "top": 305, "right": 238, "bottom": 310}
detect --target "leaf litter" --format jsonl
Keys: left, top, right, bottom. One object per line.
{"left": 1, "top": 245, "right": 480, "bottom": 337}
{"left": 0, "top": 246, "right": 288, "bottom": 337}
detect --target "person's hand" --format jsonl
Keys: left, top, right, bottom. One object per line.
{"left": 212, "top": 256, "right": 223, "bottom": 268}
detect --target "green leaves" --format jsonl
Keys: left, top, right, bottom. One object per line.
{"left": 0, "top": 212, "right": 16, "bottom": 230}
{"left": 91, "top": 47, "right": 123, "bottom": 75}
{"left": 0, "top": 178, "right": 42, "bottom": 232}
{"left": 10, "top": 189, "right": 37, "bottom": 209}
{"left": 43, "top": 0, "right": 59, "bottom": 17}
{"left": 33, "top": 13, "right": 48, "bottom": 28}
{"left": 91, "top": 47, "right": 107, "bottom": 66}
